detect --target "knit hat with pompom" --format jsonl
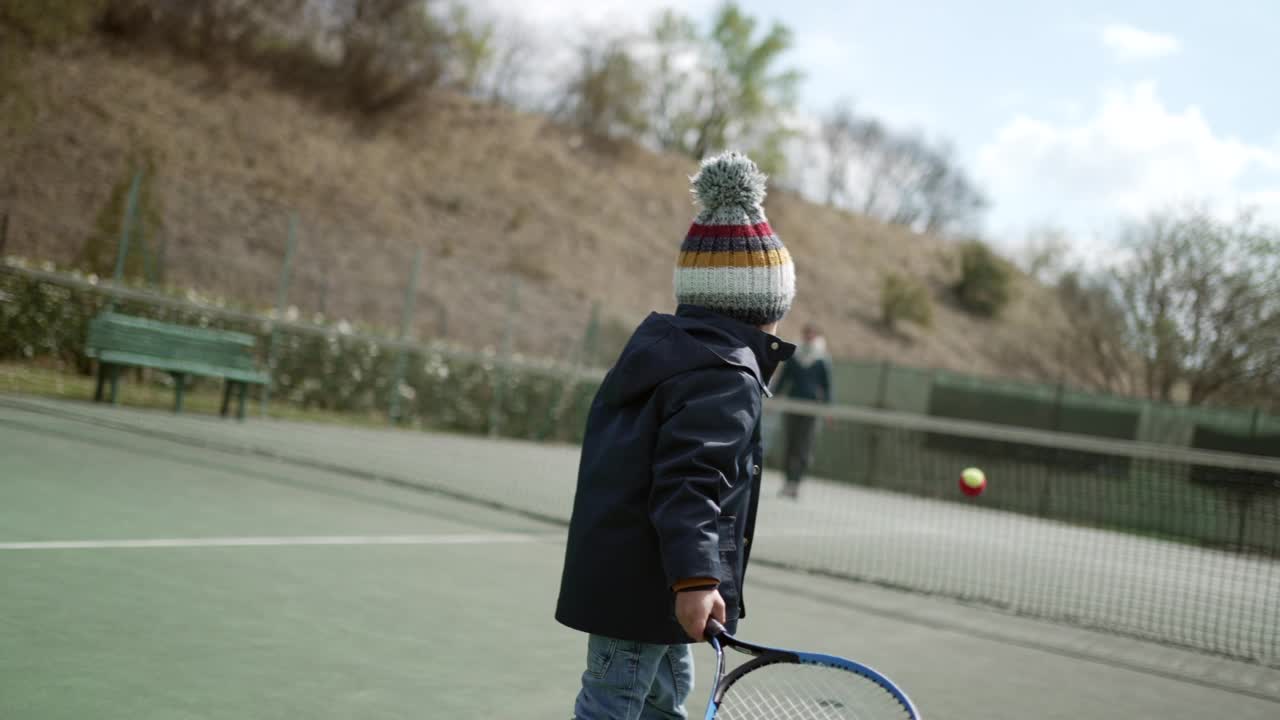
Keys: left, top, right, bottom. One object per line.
{"left": 673, "top": 151, "right": 795, "bottom": 326}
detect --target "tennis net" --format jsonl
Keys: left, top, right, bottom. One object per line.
{"left": 4, "top": 393, "right": 1277, "bottom": 666}
{"left": 759, "top": 398, "right": 1280, "bottom": 665}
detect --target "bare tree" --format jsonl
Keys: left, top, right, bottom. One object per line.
{"left": 338, "top": 0, "right": 449, "bottom": 112}
{"left": 1114, "top": 208, "right": 1280, "bottom": 405}
{"left": 820, "top": 102, "right": 856, "bottom": 206}
{"left": 915, "top": 142, "right": 988, "bottom": 233}
{"left": 556, "top": 33, "right": 649, "bottom": 142}
{"left": 478, "top": 18, "right": 537, "bottom": 107}
{"left": 1016, "top": 225, "right": 1073, "bottom": 282}
{"left": 1055, "top": 270, "right": 1134, "bottom": 393}
{"left": 818, "top": 105, "right": 987, "bottom": 234}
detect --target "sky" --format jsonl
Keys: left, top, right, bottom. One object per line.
{"left": 477, "top": 0, "right": 1280, "bottom": 254}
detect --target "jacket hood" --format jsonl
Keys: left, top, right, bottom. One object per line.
{"left": 599, "top": 305, "right": 795, "bottom": 407}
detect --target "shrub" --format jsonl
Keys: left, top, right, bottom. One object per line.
{"left": 0, "top": 0, "right": 105, "bottom": 46}
{"left": 0, "top": 263, "right": 599, "bottom": 440}
{"left": 954, "top": 239, "right": 1012, "bottom": 317}
{"left": 880, "top": 272, "right": 932, "bottom": 330}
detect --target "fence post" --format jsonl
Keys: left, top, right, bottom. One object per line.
{"left": 1051, "top": 382, "right": 1065, "bottom": 432}
{"left": 1250, "top": 407, "right": 1261, "bottom": 438}
{"left": 582, "top": 302, "right": 601, "bottom": 367}
{"left": 317, "top": 273, "right": 329, "bottom": 318}
{"left": 874, "top": 360, "right": 891, "bottom": 409}
{"left": 261, "top": 213, "right": 298, "bottom": 418}
{"left": 488, "top": 279, "right": 520, "bottom": 438}
{"left": 568, "top": 302, "right": 603, "bottom": 435}
{"left": 154, "top": 233, "right": 168, "bottom": 287}
{"left": 389, "top": 247, "right": 423, "bottom": 425}
{"left": 862, "top": 360, "right": 892, "bottom": 486}
{"left": 538, "top": 302, "right": 601, "bottom": 443}
{"left": 0, "top": 210, "right": 9, "bottom": 256}
{"left": 106, "top": 171, "right": 143, "bottom": 311}
{"left": 135, "top": 222, "right": 153, "bottom": 287}
{"left": 437, "top": 304, "right": 449, "bottom": 339}
{"left": 540, "top": 338, "right": 582, "bottom": 443}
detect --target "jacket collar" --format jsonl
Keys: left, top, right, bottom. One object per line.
{"left": 674, "top": 305, "right": 796, "bottom": 395}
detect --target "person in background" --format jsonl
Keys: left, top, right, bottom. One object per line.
{"left": 772, "top": 324, "right": 831, "bottom": 499}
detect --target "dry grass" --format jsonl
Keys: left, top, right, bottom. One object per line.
{"left": 1, "top": 42, "right": 1087, "bottom": 385}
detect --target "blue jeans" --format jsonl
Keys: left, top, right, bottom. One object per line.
{"left": 573, "top": 634, "right": 695, "bottom": 719}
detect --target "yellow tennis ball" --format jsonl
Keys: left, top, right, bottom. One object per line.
{"left": 960, "top": 467, "right": 986, "bottom": 496}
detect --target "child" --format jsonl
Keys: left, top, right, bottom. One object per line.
{"left": 556, "top": 151, "right": 796, "bottom": 719}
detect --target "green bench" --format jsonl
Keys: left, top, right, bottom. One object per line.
{"left": 86, "top": 313, "right": 269, "bottom": 419}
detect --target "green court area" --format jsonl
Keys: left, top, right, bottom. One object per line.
{"left": 2, "top": 396, "right": 1278, "bottom": 719}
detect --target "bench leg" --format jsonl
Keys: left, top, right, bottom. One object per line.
{"left": 236, "top": 382, "right": 248, "bottom": 421}
{"left": 108, "top": 365, "right": 121, "bottom": 405}
{"left": 94, "top": 363, "right": 107, "bottom": 402}
{"left": 221, "top": 381, "right": 233, "bottom": 418}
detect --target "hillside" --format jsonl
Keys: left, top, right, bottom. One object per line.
{"left": 2, "top": 42, "right": 1084, "bottom": 385}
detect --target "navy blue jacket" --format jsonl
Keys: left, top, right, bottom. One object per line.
{"left": 555, "top": 305, "right": 794, "bottom": 644}
{"left": 774, "top": 355, "right": 832, "bottom": 403}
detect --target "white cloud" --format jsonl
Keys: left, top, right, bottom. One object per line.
{"left": 1101, "top": 23, "right": 1181, "bottom": 61}
{"left": 790, "top": 29, "right": 852, "bottom": 69}
{"left": 976, "top": 83, "right": 1280, "bottom": 247}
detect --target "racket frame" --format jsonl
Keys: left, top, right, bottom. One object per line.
{"left": 704, "top": 621, "right": 922, "bottom": 719}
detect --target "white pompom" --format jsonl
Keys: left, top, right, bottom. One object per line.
{"left": 690, "top": 151, "right": 767, "bottom": 211}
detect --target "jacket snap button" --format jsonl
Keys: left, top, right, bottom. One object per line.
{"left": 753, "top": 464, "right": 761, "bottom": 475}
{"left": 770, "top": 342, "right": 780, "bottom": 350}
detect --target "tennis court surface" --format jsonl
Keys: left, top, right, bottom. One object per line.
{"left": 2, "top": 394, "right": 1278, "bottom": 719}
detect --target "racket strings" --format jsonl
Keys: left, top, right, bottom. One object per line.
{"left": 717, "top": 663, "right": 912, "bottom": 719}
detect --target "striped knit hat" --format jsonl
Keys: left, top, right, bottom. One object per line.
{"left": 674, "top": 151, "right": 795, "bottom": 326}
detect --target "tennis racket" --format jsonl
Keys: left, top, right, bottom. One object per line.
{"left": 703, "top": 619, "right": 922, "bottom": 719}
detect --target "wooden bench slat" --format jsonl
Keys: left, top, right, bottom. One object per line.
{"left": 91, "top": 312, "right": 257, "bottom": 346}
{"left": 93, "top": 350, "right": 269, "bottom": 384}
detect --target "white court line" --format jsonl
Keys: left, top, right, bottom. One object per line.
{"left": 0, "top": 533, "right": 561, "bottom": 551}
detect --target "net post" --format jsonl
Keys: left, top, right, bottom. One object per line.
{"left": 389, "top": 246, "right": 423, "bottom": 425}
{"left": 0, "top": 209, "right": 9, "bottom": 256}
{"left": 488, "top": 278, "right": 519, "bottom": 438}
{"left": 261, "top": 212, "right": 298, "bottom": 418}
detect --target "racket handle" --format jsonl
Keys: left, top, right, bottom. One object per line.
{"left": 704, "top": 619, "right": 726, "bottom": 640}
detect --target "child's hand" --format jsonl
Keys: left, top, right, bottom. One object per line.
{"left": 675, "top": 588, "right": 726, "bottom": 641}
